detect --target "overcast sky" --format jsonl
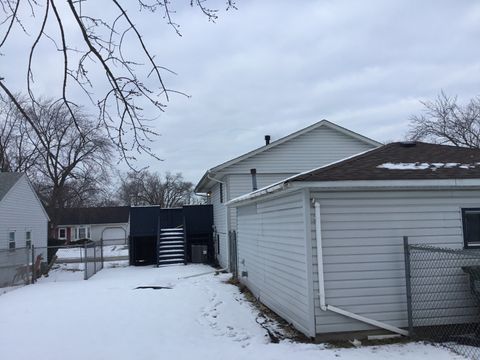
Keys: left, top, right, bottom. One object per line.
{"left": 3, "top": 0, "right": 480, "bottom": 184}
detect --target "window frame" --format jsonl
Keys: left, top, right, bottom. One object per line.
{"left": 58, "top": 227, "right": 67, "bottom": 240}
{"left": 462, "top": 208, "right": 480, "bottom": 249}
{"left": 8, "top": 230, "right": 15, "bottom": 250}
{"left": 25, "top": 230, "right": 32, "bottom": 248}
{"left": 75, "top": 225, "right": 91, "bottom": 240}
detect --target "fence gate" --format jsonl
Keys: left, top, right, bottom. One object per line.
{"left": 84, "top": 240, "right": 104, "bottom": 280}
{"left": 229, "top": 230, "right": 238, "bottom": 278}
{"left": 404, "top": 237, "right": 480, "bottom": 359}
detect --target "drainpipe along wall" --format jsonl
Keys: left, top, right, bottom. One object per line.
{"left": 313, "top": 200, "right": 409, "bottom": 337}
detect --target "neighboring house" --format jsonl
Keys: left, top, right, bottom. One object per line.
{"left": 195, "top": 120, "right": 381, "bottom": 268}
{"left": 229, "top": 142, "right": 480, "bottom": 338}
{"left": 0, "top": 173, "right": 49, "bottom": 251}
{"left": 51, "top": 207, "right": 130, "bottom": 245}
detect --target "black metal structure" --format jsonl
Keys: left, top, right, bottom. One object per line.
{"left": 129, "top": 205, "right": 214, "bottom": 266}
{"left": 183, "top": 205, "right": 214, "bottom": 264}
{"left": 129, "top": 206, "right": 160, "bottom": 266}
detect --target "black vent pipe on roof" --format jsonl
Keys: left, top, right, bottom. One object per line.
{"left": 399, "top": 141, "right": 416, "bottom": 147}
{"left": 265, "top": 135, "right": 271, "bottom": 146}
{"left": 250, "top": 168, "right": 258, "bottom": 191}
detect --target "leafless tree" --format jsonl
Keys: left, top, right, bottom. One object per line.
{"left": 0, "top": 0, "right": 236, "bottom": 166}
{"left": 1, "top": 96, "right": 112, "bottom": 211}
{"left": 0, "top": 95, "right": 39, "bottom": 172}
{"left": 24, "top": 99, "right": 113, "bottom": 211}
{"left": 118, "top": 170, "right": 195, "bottom": 207}
{"left": 408, "top": 92, "right": 480, "bottom": 148}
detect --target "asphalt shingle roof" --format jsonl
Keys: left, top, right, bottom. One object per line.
{"left": 0, "top": 172, "right": 23, "bottom": 201}
{"left": 289, "top": 142, "right": 480, "bottom": 182}
{"left": 51, "top": 206, "right": 130, "bottom": 225}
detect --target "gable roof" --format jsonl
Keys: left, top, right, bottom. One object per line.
{"left": 229, "top": 142, "right": 480, "bottom": 205}
{"left": 0, "top": 172, "right": 24, "bottom": 201}
{"left": 51, "top": 206, "right": 130, "bottom": 226}
{"left": 195, "top": 119, "right": 381, "bottom": 192}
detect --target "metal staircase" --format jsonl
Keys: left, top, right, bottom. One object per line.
{"left": 157, "top": 227, "right": 186, "bottom": 266}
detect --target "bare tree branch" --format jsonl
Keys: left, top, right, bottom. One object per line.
{"left": 0, "top": 0, "right": 236, "bottom": 167}
{"left": 408, "top": 91, "right": 480, "bottom": 148}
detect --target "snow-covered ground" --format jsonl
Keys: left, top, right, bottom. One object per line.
{"left": 0, "top": 264, "right": 465, "bottom": 360}
{"left": 55, "top": 244, "right": 128, "bottom": 260}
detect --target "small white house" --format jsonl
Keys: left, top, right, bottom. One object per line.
{"left": 0, "top": 173, "right": 49, "bottom": 251}
{"left": 195, "top": 120, "right": 381, "bottom": 268}
{"left": 229, "top": 142, "right": 480, "bottom": 339}
{"left": 51, "top": 207, "right": 130, "bottom": 245}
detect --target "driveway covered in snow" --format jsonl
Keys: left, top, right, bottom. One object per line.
{"left": 0, "top": 264, "right": 464, "bottom": 360}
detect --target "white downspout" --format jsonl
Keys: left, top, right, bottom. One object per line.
{"left": 313, "top": 200, "right": 409, "bottom": 337}
{"left": 314, "top": 201, "right": 327, "bottom": 311}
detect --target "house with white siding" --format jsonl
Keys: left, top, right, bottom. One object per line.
{"left": 50, "top": 207, "right": 130, "bottom": 245}
{"left": 195, "top": 120, "right": 381, "bottom": 268}
{"left": 229, "top": 142, "right": 480, "bottom": 339}
{"left": 0, "top": 173, "right": 49, "bottom": 251}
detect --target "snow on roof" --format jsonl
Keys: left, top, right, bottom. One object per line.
{"left": 377, "top": 162, "right": 479, "bottom": 170}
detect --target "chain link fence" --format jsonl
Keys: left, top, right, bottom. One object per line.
{"left": 405, "top": 237, "right": 480, "bottom": 359}
{"left": 0, "top": 241, "right": 104, "bottom": 291}
{"left": 84, "top": 241, "right": 104, "bottom": 280}
{"left": 0, "top": 247, "right": 33, "bottom": 291}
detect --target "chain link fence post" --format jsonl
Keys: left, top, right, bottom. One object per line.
{"left": 403, "top": 236, "right": 413, "bottom": 336}
{"left": 31, "top": 245, "right": 36, "bottom": 284}
{"left": 84, "top": 242, "right": 88, "bottom": 280}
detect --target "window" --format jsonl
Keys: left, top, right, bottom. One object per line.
{"left": 78, "top": 227, "right": 86, "bottom": 239}
{"left": 58, "top": 228, "right": 67, "bottom": 240}
{"left": 462, "top": 208, "right": 480, "bottom": 248}
{"left": 26, "top": 231, "right": 32, "bottom": 248}
{"left": 75, "top": 226, "right": 91, "bottom": 240}
{"left": 8, "top": 231, "right": 15, "bottom": 250}
{"left": 220, "top": 183, "right": 224, "bottom": 203}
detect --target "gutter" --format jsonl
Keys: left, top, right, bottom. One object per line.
{"left": 206, "top": 171, "right": 226, "bottom": 186}
{"left": 227, "top": 181, "right": 290, "bottom": 206}
{"left": 313, "top": 200, "right": 409, "bottom": 337}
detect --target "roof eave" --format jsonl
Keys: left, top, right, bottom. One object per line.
{"left": 229, "top": 178, "right": 480, "bottom": 206}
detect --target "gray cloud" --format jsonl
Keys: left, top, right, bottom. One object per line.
{"left": 2, "top": 0, "right": 480, "bottom": 183}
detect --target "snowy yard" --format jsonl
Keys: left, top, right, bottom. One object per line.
{"left": 55, "top": 244, "right": 129, "bottom": 260}
{"left": 0, "top": 264, "right": 466, "bottom": 360}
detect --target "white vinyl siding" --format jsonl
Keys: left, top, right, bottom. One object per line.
{"left": 211, "top": 181, "right": 228, "bottom": 267}
{"left": 227, "top": 173, "right": 294, "bottom": 232}
{"left": 203, "top": 124, "right": 377, "bottom": 270}
{"left": 236, "top": 191, "right": 314, "bottom": 336}
{"left": 226, "top": 125, "right": 374, "bottom": 174}
{"left": 311, "top": 189, "right": 480, "bottom": 334}
{"left": 0, "top": 176, "right": 48, "bottom": 253}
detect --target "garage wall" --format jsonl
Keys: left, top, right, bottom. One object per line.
{"left": 92, "top": 223, "right": 129, "bottom": 245}
{"left": 311, "top": 189, "right": 480, "bottom": 334}
{"left": 236, "top": 190, "right": 315, "bottom": 336}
